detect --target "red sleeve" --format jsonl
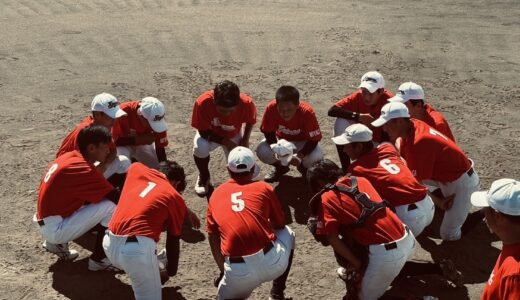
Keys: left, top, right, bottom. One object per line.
{"left": 245, "top": 99, "right": 257, "bottom": 125}
{"left": 303, "top": 109, "right": 322, "bottom": 141}
{"left": 206, "top": 204, "right": 219, "bottom": 234}
{"left": 499, "top": 275, "right": 520, "bottom": 300}
{"left": 166, "top": 193, "right": 187, "bottom": 236}
{"left": 267, "top": 186, "right": 285, "bottom": 228}
{"left": 316, "top": 197, "right": 340, "bottom": 235}
{"left": 437, "top": 121, "right": 455, "bottom": 142}
{"left": 154, "top": 131, "right": 169, "bottom": 148}
{"left": 112, "top": 116, "right": 129, "bottom": 141}
{"left": 64, "top": 163, "right": 113, "bottom": 204}
{"left": 260, "top": 103, "right": 277, "bottom": 133}
{"left": 191, "top": 98, "right": 212, "bottom": 131}
{"left": 334, "top": 94, "right": 355, "bottom": 111}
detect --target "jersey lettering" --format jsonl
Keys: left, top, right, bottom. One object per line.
{"left": 429, "top": 127, "right": 448, "bottom": 140}
{"left": 231, "top": 192, "right": 245, "bottom": 212}
{"left": 379, "top": 159, "right": 400, "bottom": 174}
{"left": 139, "top": 181, "right": 157, "bottom": 198}
{"left": 44, "top": 163, "right": 59, "bottom": 183}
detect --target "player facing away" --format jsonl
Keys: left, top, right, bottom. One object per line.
{"left": 388, "top": 81, "right": 455, "bottom": 141}
{"left": 256, "top": 85, "right": 324, "bottom": 182}
{"left": 372, "top": 102, "right": 480, "bottom": 241}
{"left": 332, "top": 124, "right": 435, "bottom": 237}
{"left": 103, "top": 161, "right": 200, "bottom": 300}
{"left": 328, "top": 71, "right": 393, "bottom": 172}
{"left": 191, "top": 80, "right": 257, "bottom": 197}
{"left": 34, "top": 126, "right": 121, "bottom": 271}
{"left": 471, "top": 179, "right": 520, "bottom": 300}
{"left": 56, "top": 92, "right": 131, "bottom": 187}
{"left": 112, "top": 97, "right": 169, "bottom": 169}
{"left": 207, "top": 147, "right": 295, "bottom": 300}
{"left": 307, "top": 159, "right": 415, "bottom": 300}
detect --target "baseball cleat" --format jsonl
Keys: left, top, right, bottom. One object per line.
{"left": 88, "top": 257, "right": 122, "bottom": 272}
{"left": 336, "top": 267, "right": 348, "bottom": 281}
{"left": 42, "top": 241, "right": 79, "bottom": 261}
{"left": 194, "top": 175, "right": 212, "bottom": 197}
{"left": 264, "top": 165, "right": 290, "bottom": 183}
{"left": 439, "top": 259, "right": 464, "bottom": 287}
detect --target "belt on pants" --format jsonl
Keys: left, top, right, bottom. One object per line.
{"left": 228, "top": 242, "right": 274, "bottom": 263}
{"left": 407, "top": 203, "right": 418, "bottom": 211}
{"left": 467, "top": 167, "right": 474, "bottom": 177}
{"left": 126, "top": 236, "right": 138, "bottom": 243}
{"left": 37, "top": 219, "right": 45, "bottom": 226}
{"left": 382, "top": 227, "right": 410, "bottom": 251}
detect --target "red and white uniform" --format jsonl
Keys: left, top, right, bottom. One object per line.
{"left": 207, "top": 178, "right": 295, "bottom": 299}
{"left": 481, "top": 243, "right": 520, "bottom": 300}
{"left": 56, "top": 116, "right": 130, "bottom": 178}
{"left": 316, "top": 176, "right": 415, "bottom": 300}
{"left": 191, "top": 90, "right": 256, "bottom": 158}
{"left": 333, "top": 90, "right": 393, "bottom": 143}
{"left": 112, "top": 101, "right": 168, "bottom": 169}
{"left": 400, "top": 119, "right": 480, "bottom": 240}
{"left": 348, "top": 143, "right": 434, "bottom": 236}
{"left": 422, "top": 104, "right": 455, "bottom": 141}
{"left": 104, "top": 163, "right": 187, "bottom": 300}
{"left": 34, "top": 151, "right": 115, "bottom": 244}
{"left": 256, "top": 100, "right": 323, "bottom": 168}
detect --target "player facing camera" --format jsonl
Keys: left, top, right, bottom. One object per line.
{"left": 214, "top": 80, "right": 240, "bottom": 115}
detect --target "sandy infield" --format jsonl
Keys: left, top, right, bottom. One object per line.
{"left": 1, "top": 0, "right": 519, "bottom": 299}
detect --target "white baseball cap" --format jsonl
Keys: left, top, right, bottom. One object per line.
{"left": 91, "top": 93, "right": 127, "bottom": 119}
{"left": 471, "top": 178, "right": 520, "bottom": 216}
{"left": 139, "top": 97, "right": 167, "bottom": 133}
{"left": 227, "top": 146, "right": 257, "bottom": 173}
{"left": 358, "top": 71, "right": 385, "bottom": 93}
{"left": 389, "top": 82, "right": 425, "bottom": 103}
{"left": 332, "top": 124, "right": 373, "bottom": 146}
{"left": 270, "top": 139, "right": 297, "bottom": 166}
{"left": 371, "top": 102, "right": 410, "bottom": 127}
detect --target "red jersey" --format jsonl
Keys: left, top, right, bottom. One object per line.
{"left": 56, "top": 116, "right": 116, "bottom": 157}
{"left": 334, "top": 89, "right": 393, "bottom": 142}
{"left": 260, "top": 100, "right": 322, "bottom": 142}
{"left": 482, "top": 243, "right": 520, "bottom": 300}
{"left": 191, "top": 90, "right": 257, "bottom": 139}
{"left": 349, "top": 143, "right": 428, "bottom": 207}
{"left": 400, "top": 119, "right": 471, "bottom": 183}
{"left": 422, "top": 104, "right": 455, "bottom": 141}
{"left": 37, "top": 151, "right": 113, "bottom": 219}
{"left": 108, "top": 163, "right": 187, "bottom": 242}
{"left": 206, "top": 179, "right": 285, "bottom": 257}
{"left": 112, "top": 101, "right": 169, "bottom": 148}
{"left": 316, "top": 176, "right": 405, "bottom": 246}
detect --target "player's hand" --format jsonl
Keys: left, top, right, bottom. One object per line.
{"left": 358, "top": 113, "right": 375, "bottom": 126}
{"left": 289, "top": 155, "right": 302, "bottom": 167}
{"left": 222, "top": 139, "right": 237, "bottom": 152}
{"left": 160, "top": 269, "right": 170, "bottom": 285}
{"left": 238, "top": 138, "right": 249, "bottom": 148}
{"left": 431, "top": 193, "right": 455, "bottom": 211}
{"left": 346, "top": 258, "right": 362, "bottom": 272}
{"left": 135, "top": 133, "right": 156, "bottom": 145}
{"left": 213, "top": 271, "right": 224, "bottom": 288}
{"left": 186, "top": 209, "right": 201, "bottom": 229}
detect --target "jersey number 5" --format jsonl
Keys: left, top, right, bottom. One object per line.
{"left": 139, "top": 182, "right": 157, "bottom": 198}
{"left": 231, "top": 192, "right": 245, "bottom": 212}
{"left": 379, "top": 158, "right": 400, "bottom": 174}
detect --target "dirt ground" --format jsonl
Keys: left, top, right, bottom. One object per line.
{"left": 1, "top": 0, "right": 520, "bottom": 299}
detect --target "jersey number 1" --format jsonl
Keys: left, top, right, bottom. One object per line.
{"left": 139, "top": 182, "right": 157, "bottom": 198}
{"left": 231, "top": 192, "right": 245, "bottom": 212}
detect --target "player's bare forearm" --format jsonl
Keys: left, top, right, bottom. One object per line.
{"left": 240, "top": 123, "right": 254, "bottom": 147}
{"left": 208, "top": 233, "right": 225, "bottom": 272}
{"left": 328, "top": 234, "right": 362, "bottom": 270}
{"left": 165, "top": 234, "right": 181, "bottom": 277}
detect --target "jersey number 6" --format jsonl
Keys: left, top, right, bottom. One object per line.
{"left": 231, "top": 192, "right": 245, "bottom": 212}
{"left": 379, "top": 158, "right": 400, "bottom": 175}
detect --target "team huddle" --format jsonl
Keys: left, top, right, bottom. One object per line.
{"left": 33, "top": 72, "right": 520, "bottom": 300}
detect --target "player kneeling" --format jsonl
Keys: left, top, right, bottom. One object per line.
{"left": 307, "top": 159, "right": 415, "bottom": 300}
{"left": 207, "top": 147, "right": 295, "bottom": 300}
{"left": 103, "top": 161, "right": 200, "bottom": 300}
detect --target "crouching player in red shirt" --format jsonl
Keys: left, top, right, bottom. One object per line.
{"left": 207, "top": 146, "right": 295, "bottom": 300}
{"left": 307, "top": 159, "right": 415, "bottom": 300}
{"left": 103, "top": 161, "right": 200, "bottom": 300}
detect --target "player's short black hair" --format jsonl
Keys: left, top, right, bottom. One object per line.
{"left": 214, "top": 80, "right": 240, "bottom": 108}
{"left": 351, "top": 141, "right": 374, "bottom": 153}
{"left": 306, "top": 159, "right": 343, "bottom": 193}
{"left": 409, "top": 99, "right": 425, "bottom": 107}
{"left": 228, "top": 167, "right": 255, "bottom": 180}
{"left": 275, "top": 85, "right": 300, "bottom": 105}
{"left": 77, "top": 125, "right": 112, "bottom": 156}
{"left": 159, "top": 161, "right": 187, "bottom": 192}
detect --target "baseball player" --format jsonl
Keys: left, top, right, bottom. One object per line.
{"left": 191, "top": 80, "right": 257, "bottom": 197}
{"left": 328, "top": 71, "right": 393, "bottom": 172}
{"left": 56, "top": 92, "right": 130, "bottom": 188}
{"left": 207, "top": 146, "right": 295, "bottom": 300}
{"left": 388, "top": 82, "right": 455, "bottom": 141}
{"left": 256, "top": 85, "right": 324, "bottom": 182}
{"left": 103, "top": 161, "right": 200, "bottom": 300}
{"left": 332, "top": 123, "right": 435, "bottom": 237}
{"left": 471, "top": 179, "right": 520, "bottom": 300}
{"left": 112, "top": 97, "right": 169, "bottom": 170}
{"left": 34, "top": 125, "right": 120, "bottom": 271}
{"left": 371, "top": 102, "right": 480, "bottom": 241}
{"left": 307, "top": 159, "right": 415, "bottom": 300}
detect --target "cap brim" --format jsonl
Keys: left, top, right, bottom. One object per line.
{"left": 359, "top": 82, "right": 378, "bottom": 93}
{"left": 471, "top": 191, "right": 490, "bottom": 208}
{"left": 331, "top": 135, "right": 351, "bottom": 146}
{"left": 103, "top": 108, "right": 127, "bottom": 119}
{"left": 371, "top": 117, "right": 389, "bottom": 127}
{"left": 388, "top": 95, "right": 407, "bottom": 103}
{"left": 149, "top": 120, "right": 167, "bottom": 133}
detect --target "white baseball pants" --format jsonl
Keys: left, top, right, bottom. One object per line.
{"left": 193, "top": 131, "right": 242, "bottom": 159}
{"left": 360, "top": 227, "right": 416, "bottom": 300}
{"left": 102, "top": 155, "right": 131, "bottom": 178}
{"left": 117, "top": 144, "right": 159, "bottom": 169}
{"left": 255, "top": 139, "right": 324, "bottom": 168}
{"left": 34, "top": 200, "right": 115, "bottom": 244}
{"left": 394, "top": 195, "right": 435, "bottom": 237}
{"left": 217, "top": 226, "right": 295, "bottom": 300}
{"left": 333, "top": 118, "right": 355, "bottom": 137}
{"left": 103, "top": 231, "right": 161, "bottom": 300}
